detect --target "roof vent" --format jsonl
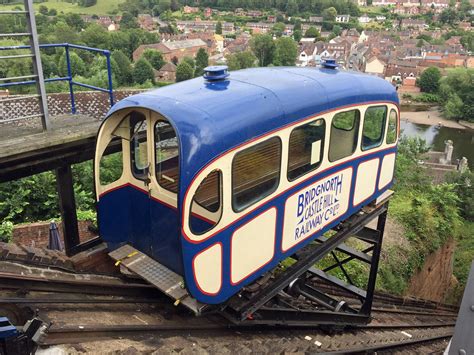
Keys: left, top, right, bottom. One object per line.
{"left": 322, "top": 58, "right": 338, "bottom": 69}
{"left": 203, "top": 65, "right": 230, "bottom": 81}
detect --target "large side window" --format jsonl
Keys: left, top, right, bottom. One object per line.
{"left": 100, "top": 136, "right": 123, "bottom": 186}
{"left": 155, "top": 121, "right": 179, "bottom": 193}
{"left": 288, "top": 119, "right": 325, "bottom": 181}
{"left": 329, "top": 110, "right": 360, "bottom": 162}
{"left": 362, "top": 106, "right": 387, "bottom": 150}
{"left": 190, "top": 170, "right": 222, "bottom": 234}
{"left": 386, "top": 109, "right": 398, "bottom": 144}
{"left": 232, "top": 137, "right": 281, "bottom": 212}
{"left": 130, "top": 113, "right": 148, "bottom": 180}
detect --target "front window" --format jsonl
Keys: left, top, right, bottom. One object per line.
{"left": 155, "top": 121, "right": 179, "bottom": 193}
{"left": 130, "top": 112, "right": 148, "bottom": 180}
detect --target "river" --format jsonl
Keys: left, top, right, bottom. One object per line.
{"left": 400, "top": 121, "right": 474, "bottom": 169}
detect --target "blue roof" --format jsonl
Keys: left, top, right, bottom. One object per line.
{"left": 106, "top": 67, "right": 398, "bottom": 178}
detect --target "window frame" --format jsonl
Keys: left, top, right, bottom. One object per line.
{"left": 361, "top": 105, "right": 388, "bottom": 152}
{"left": 231, "top": 136, "right": 282, "bottom": 213}
{"left": 328, "top": 109, "right": 361, "bottom": 163}
{"left": 129, "top": 112, "right": 149, "bottom": 181}
{"left": 189, "top": 169, "right": 223, "bottom": 235}
{"left": 386, "top": 108, "right": 398, "bottom": 145}
{"left": 287, "top": 118, "right": 326, "bottom": 182}
{"left": 154, "top": 120, "right": 180, "bottom": 194}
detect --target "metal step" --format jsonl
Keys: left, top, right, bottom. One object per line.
{"left": 109, "top": 244, "right": 205, "bottom": 315}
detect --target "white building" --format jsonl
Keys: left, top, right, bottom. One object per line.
{"left": 335, "top": 15, "right": 350, "bottom": 23}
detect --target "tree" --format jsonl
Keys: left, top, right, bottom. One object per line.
{"left": 293, "top": 29, "right": 302, "bottom": 43}
{"left": 418, "top": 67, "right": 441, "bottom": 93}
{"left": 133, "top": 58, "right": 155, "bottom": 84}
{"left": 143, "top": 49, "right": 165, "bottom": 70}
{"left": 250, "top": 34, "right": 275, "bottom": 67}
{"left": 195, "top": 48, "right": 209, "bottom": 77}
{"left": 182, "top": 56, "right": 195, "bottom": 70}
{"left": 215, "top": 21, "right": 222, "bottom": 35}
{"left": 272, "top": 22, "right": 286, "bottom": 37}
{"left": 64, "top": 13, "right": 85, "bottom": 31}
{"left": 322, "top": 7, "right": 337, "bottom": 22}
{"left": 226, "top": 51, "right": 257, "bottom": 71}
{"left": 305, "top": 26, "right": 320, "bottom": 38}
{"left": 293, "top": 19, "right": 301, "bottom": 32}
{"left": 81, "top": 23, "right": 109, "bottom": 48}
{"left": 112, "top": 50, "right": 133, "bottom": 85}
{"left": 273, "top": 37, "right": 298, "bottom": 66}
{"left": 286, "top": 0, "right": 298, "bottom": 16}
{"left": 439, "top": 8, "right": 458, "bottom": 25}
{"left": 78, "top": 0, "right": 97, "bottom": 7}
{"left": 158, "top": 0, "right": 171, "bottom": 14}
{"left": 121, "top": 11, "right": 139, "bottom": 29}
{"left": 39, "top": 5, "right": 48, "bottom": 15}
{"left": 176, "top": 61, "right": 194, "bottom": 82}
{"left": 439, "top": 68, "right": 474, "bottom": 121}
{"left": 332, "top": 25, "right": 342, "bottom": 36}
{"left": 58, "top": 52, "right": 86, "bottom": 77}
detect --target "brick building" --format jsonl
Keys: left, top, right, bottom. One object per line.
{"left": 133, "top": 39, "right": 208, "bottom": 63}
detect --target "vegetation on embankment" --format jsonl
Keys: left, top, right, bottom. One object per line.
{"left": 377, "top": 137, "right": 472, "bottom": 301}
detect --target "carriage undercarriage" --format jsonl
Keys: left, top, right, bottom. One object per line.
{"left": 110, "top": 190, "right": 392, "bottom": 327}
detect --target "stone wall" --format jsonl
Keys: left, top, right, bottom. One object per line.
{"left": 12, "top": 220, "right": 97, "bottom": 249}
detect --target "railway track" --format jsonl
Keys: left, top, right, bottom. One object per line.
{"left": 0, "top": 259, "right": 458, "bottom": 353}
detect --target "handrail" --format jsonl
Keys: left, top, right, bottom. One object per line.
{"left": 0, "top": 43, "right": 114, "bottom": 114}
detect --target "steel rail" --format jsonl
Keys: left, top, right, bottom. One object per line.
{"left": 359, "top": 322, "right": 456, "bottom": 330}
{"left": 326, "top": 333, "right": 453, "bottom": 354}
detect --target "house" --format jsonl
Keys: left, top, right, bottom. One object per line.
{"left": 204, "top": 8, "right": 212, "bottom": 18}
{"left": 372, "top": 0, "right": 396, "bottom": 5}
{"left": 176, "top": 20, "right": 234, "bottom": 34}
{"left": 376, "top": 15, "right": 387, "bottom": 21}
{"left": 358, "top": 14, "right": 371, "bottom": 24}
{"left": 400, "top": 19, "right": 427, "bottom": 30}
{"left": 133, "top": 39, "right": 209, "bottom": 63}
{"left": 183, "top": 6, "right": 199, "bottom": 14}
{"left": 297, "top": 42, "right": 318, "bottom": 67}
{"left": 420, "top": 0, "right": 449, "bottom": 10}
{"left": 267, "top": 15, "right": 277, "bottom": 23}
{"left": 309, "top": 16, "right": 323, "bottom": 23}
{"left": 247, "top": 10, "right": 263, "bottom": 17}
{"left": 364, "top": 55, "right": 386, "bottom": 75}
{"left": 107, "top": 22, "right": 119, "bottom": 31}
{"left": 155, "top": 63, "right": 176, "bottom": 82}
{"left": 246, "top": 22, "right": 272, "bottom": 34}
{"left": 335, "top": 15, "right": 350, "bottom": 23}
{"left": 137, "top": 14, "right": 155, "bottom": 31}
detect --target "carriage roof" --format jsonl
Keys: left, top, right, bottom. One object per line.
{"left": 106, "top": 67, "right": 399, "bottom": 175}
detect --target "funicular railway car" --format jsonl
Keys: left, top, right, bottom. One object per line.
{"left": 94, "top": 64, "right": 399, "bottom": 309}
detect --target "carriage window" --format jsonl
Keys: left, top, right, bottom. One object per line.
{"left": 130, "top": 113, "right": 148, "bottom": 180}
{"left": 329, "top": 110, "right": 360, "bottom": 162}
{"left": 288, "top": 119, "right": 325, "bottom": 181}
{"left": 190, "top": 170, "right": 222, "bottom": 234}
{"left": 386, "top": 109, "right": 398, "bottom": 144}
{"left": 362, "top": 106, "right": 387, "bottom": 150}
{"left": 100, "top": 136, "right": 123, "bottom": 186}
{"left": 232, "top": 137, "right": 281, "bottom": 212}
{"left": 155, "top": 121, "right": 179, "bottom": 193}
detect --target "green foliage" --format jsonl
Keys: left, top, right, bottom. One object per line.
{"left": 58, "top": 51, "right": 86, "bottom": 77}
{"left": 195, "top": 48, "right": 209, "bottom": 77}
{"left": 273, "top": 37, "right": 297, "bottom": 66}
{"left": 418, "top": 67, "right": 441, "bottom": 93}
{"left": 293, "top": 29, "right": 302, "bottom": 43}
{"left": 0, "top": 221, "right": 14, "bottom": 243}
{"left": 215, "top": 21, "right": 222, "bottom": 34}
{"left": 250, "top": 34, "right": 275, "bottom": 67}
{"left": 112, "top": 50, "right": 133, "bottom": 85}
{"left": 133, "top": 57, "right": 155, "bottom": 84}
{"left": 121, "top": 11, "right": 139, "bottom": 29}
{"left": 438, "top": 68, "right": 474, "bottom": 122}
{"left": 226, "top": 51, "right": 257, "bottom": 71}
{"left": 322, "top": 6, "right": 337, "bottom": 21}
{"left": 446, "top": 170, "right": 474, "bottom": 221}
{"left": 272, "top": 22, "right": 286, "bottom": 37}
{"left": 78, "top": 0, "right": 98, "bottom": 7}
{"left": 305, "top": 26, "right": 320, "bottom": 38}
{"left": 175, "top": 61, "right": 194, "bottom": 82}
{"left": 143, "top": 49, "right": 165, "bottom": 70}
{"left": 412, "top": 92, "right": 440, "bottom": 103}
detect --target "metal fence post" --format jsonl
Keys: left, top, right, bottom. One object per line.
{"left": 105, "top": 51, "right": 115, "bottom": 107}
{"left": 65, "top": 44, "right": 76, "bottom": 114}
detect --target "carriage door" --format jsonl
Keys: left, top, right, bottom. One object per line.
{"left": 148, "top": 112, "right": 182, "bottom": 273}
{"left": 129, "top": 111, "right": 153, "bottom": 255}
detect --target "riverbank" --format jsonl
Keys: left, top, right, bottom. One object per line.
{"left": 400, "top": 109, "right": 466, "bottom": 130}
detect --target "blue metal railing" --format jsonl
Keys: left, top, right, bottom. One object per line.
{"left": 0, "top": 43, "right": 114, "bottom": 114}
